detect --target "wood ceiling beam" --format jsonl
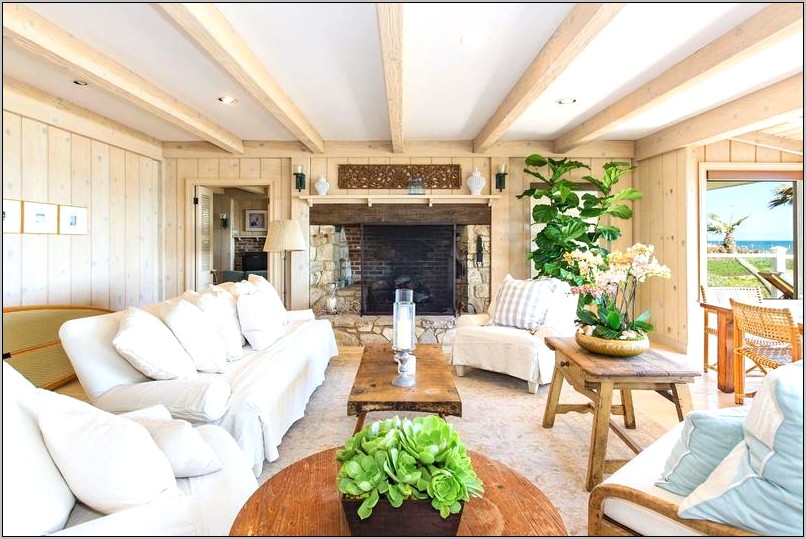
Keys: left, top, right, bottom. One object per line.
{"left": 1, "top": 3, "right": 244, "bottom": 154}
{"left": 157, "top": 3, "right": 325, "bottom": 154}
{"left": 634, "top": 74, "right": 803, "bottom": 161}
{"left": 553, "top": 3, "right": 804, "bottom": 154}
{"left": 472, "top": 3, "right": 625, "bottom": 154}
{"left": 730, "top": 130, "right": 804, "bottom": 156}
{"left": 376, "top": 3, "right": 404, "bottom": 154}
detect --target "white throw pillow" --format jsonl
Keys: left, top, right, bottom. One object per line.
{"left": 216, "top": 279, "right": 258, "bottom": 298}
{"left": 120, "top": 406, "right": 223, "bottom": 478}
{"left": 491, "top": 275, "right": 559, "bottom": 331}
{"left": 237, "top": 290, "right": 287, "bottom": 350}
{"left": 247, "top": 274, "right": 288, "bottom": 323}
{"left": 37, "top": 390, "right": 177, "bottom": 515}
{"left": 112, "top": 307, "right": 197, "bottom": 380}
{"left": 247, "top": 273, "right": 288, "bottom": 323}
{"left": 2, "top": 363, "right": 76, "bottom": 535}
{"left": 183, "top": 288, "right": 245, "bottom": 360}
{"left": 159, "top": 298, "right": 227, "bottom": 373}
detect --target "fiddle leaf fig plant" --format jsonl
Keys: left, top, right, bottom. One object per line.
{"left": 336, "top": 415, "right": 483, "bottom": 520}
{"left": 516, "top": 153, "right": 639, "bottom": 285}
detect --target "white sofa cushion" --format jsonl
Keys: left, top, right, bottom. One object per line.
{"left": 121, "top": 406, "right": 223, "bottom": 478}
{"left": 183, "top": 288, "right": 245, "bottom": 360}
{"left": 247, "top": 274, "right": 288, "bottom": 318}
{"left": 37, "top": 389, "right": 177, "bottom": 514}
{"left": 491, "top": 274, "right": 560, "bottom": 331}
{"left": 112, "top": 307, "right": 197, "bottom": 380}
{"left": 159, "top": 298, "right": 227, "bottom": 373}
{"left": 237, "top": 290, "right": 287, "bottom": 351}
{"left": 1, "top": 363, "right": 75, "bottom": 536}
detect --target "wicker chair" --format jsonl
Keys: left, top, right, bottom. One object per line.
{"left": 730, "top": 299, "right": 802, "bottom": 405}
{"left": 700, "top": 285, "right": 763, "bottom": 373}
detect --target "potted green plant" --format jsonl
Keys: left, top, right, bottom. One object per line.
{"left": 516, "top": 154, "right": 669, "bottom": 354}
{"left": 336, "top": 415, "right": 483, "bottom": 536}
{"left": 516, "top": 153, "right": 639, "bottom": 282}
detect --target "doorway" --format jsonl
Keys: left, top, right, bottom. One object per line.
{"left": 185, "top": 178, "right": 277, "bottom": 292}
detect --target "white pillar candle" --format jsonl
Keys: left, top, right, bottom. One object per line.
{"left": 296, "top": 165, "right": 303, "bottom": 174}
{"left": 395, "top": 317, "right": 413, "bottom": 350}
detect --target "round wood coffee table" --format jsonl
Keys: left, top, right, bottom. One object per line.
{"left": 230, "top": 448, "right": 567, "bottom": 536}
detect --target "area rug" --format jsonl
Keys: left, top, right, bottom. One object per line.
{"left": 258, "top": 351, "right": 669, "bottom": 536}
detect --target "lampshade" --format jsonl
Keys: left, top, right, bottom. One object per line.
{"left": 263, "top": 219, "right": 306, "bottom": 252}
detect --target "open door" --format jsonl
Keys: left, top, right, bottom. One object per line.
{"left": 195, "top": 185, "right": 215, "bottom": 290}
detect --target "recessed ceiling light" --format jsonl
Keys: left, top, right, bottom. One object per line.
{"left": 73, "top": 80, "right": 88, "bottom": 86}
{"left": 556, "top": 98, "right": 577, "bottom": 105}
{"left": 217, "top": 95, "right": 238, "bottom": 105}
{"left": 460, "top": 32, "right": 488, "bottom": 48}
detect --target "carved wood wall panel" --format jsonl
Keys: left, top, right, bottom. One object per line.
{"left": 337, "top": 164, "right": 462, "bottom": 189}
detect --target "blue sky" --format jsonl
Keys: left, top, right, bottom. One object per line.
{"left": 706, "top": 181, "right": 794, "bottom": 242}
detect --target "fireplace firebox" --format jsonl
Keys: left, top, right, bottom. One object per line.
{"left": 361, "top": 225, "right": 455, "bottom": 315}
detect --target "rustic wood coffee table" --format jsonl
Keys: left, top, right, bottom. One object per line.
{"left": 347, "top": 343, "right": 462, "bottom": 433}
{"left": 229, "top": 447, "right": 568, "bottom": 536}
{"left": 542, "top": 336, "right": 699, "bottom": 491}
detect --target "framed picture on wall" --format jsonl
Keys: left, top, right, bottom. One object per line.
{"left": 22, "top": 201, "right": 58, "bottom": 234}
{"left": 3, "top": 199, "right": 22, "bottom": 233}
{"left": 59, "top": 205, "right": 88, "bottom": 235}
{"left": 245, "top": 209, "right": 268, "bottom": 232}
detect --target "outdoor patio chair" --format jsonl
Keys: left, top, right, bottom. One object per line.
{"left": 699, "top": 285, "right": 762, "bottom": 373}
{"left": 730, "top": 298, "right": 802, "bottom": 404}
{"left": 759, "top": 271, "right": 795, "bottom": 299}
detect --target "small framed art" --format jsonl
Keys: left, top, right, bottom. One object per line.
{"left": 3, "top": 199, "right": 22, "bottom": 233}
{"left": 59, "top": 205, "right": 88, "bottom": 235}
{"left": 22, "top": 201, "right": 58, "bottom": 234}
{"left": 245, "top": 209, "right": 268, "bottom": 232}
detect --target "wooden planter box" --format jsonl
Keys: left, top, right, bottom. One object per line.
{"left": 341, "top": 496, "right": 463, "bottom": 536}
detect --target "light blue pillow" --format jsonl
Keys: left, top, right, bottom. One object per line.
{"left": 679, "top": 363, "right": 803, "bottom": 536}
{"left": 655, "top": 407, "right": 748, "bottom": 496}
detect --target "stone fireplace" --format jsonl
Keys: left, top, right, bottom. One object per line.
{"left": 308, "top": 203, "right": 491, "bottom": 347}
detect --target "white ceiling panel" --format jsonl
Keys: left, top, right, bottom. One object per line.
{"left": 503, "top": 2, "right": 769, "bottom": 140}
{"left": 23, "top": 2, "right": 295, "bottom": 141}
{"left": 403, "top": 3, "right": 574, "bottom": 140}
{"left": 2, "top": 42, "right": 197, "bottom": 141}
{"left": 217, "top": 3, "right": 390, "bottom": 141}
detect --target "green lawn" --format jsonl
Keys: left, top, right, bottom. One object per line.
{"left": 707, "top": 257, "right": 795, "bottom": 296}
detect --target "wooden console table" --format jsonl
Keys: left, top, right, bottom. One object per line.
{"left": 229, "top": 447, "right": 568, "bottom": 536}
{"left": 542, "top": 337, "right": 699, "bottom": 491}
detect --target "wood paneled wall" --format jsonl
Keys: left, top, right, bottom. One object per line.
{"left": 2, "top": 111, "right": 160, "bottom": 309}
{"left": 633, "top": 140, "right": 803, "bottom": 352}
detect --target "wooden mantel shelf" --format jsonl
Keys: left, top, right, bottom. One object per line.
{"left": 298, "top": 194, "right": 501, "bottom": 207}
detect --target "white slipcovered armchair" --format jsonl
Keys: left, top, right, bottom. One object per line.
{"left": 450, "top": 276, "right": 577, "bottom": 393}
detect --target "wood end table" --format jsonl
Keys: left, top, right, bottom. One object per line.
{"left": 542, "top": 336, "right": 699, "bottom": 491}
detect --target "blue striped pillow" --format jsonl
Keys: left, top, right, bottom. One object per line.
{"left": 491, "top": 275, "right": 559, "bottom": 331}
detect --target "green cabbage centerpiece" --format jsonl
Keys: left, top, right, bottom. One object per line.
{"left": 336, "top": 415, "right": 484, "bottom": 520}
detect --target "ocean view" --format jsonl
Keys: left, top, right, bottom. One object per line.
{"left": 708, "top": 240, "right": 793, "bottom": 252}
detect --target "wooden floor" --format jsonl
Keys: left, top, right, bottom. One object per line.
{"left": 56, "top": 344, "right": 755, "bottom": 429}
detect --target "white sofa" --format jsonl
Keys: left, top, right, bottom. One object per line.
{"left": 2, "top": 362, "right": 258, "bottom": 536}
{"left": 450, "top": 278, "right": 577, "bottom": 393}
{"left": 59, "top": 282, "right": 339, "bottom": 476}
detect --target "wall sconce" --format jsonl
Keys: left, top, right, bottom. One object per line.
{"left": 219, "top": 212, "right": 229, "bottom": 228}
{"left": 294, "top": 165, "right": 306, "bottom": 192}
{"left": 495, "top": 164, "right": 507, "bottom": 192}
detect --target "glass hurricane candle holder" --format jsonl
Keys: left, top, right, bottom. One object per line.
{"left": 392, "top": 289, "right": 416, "bottom": 387}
